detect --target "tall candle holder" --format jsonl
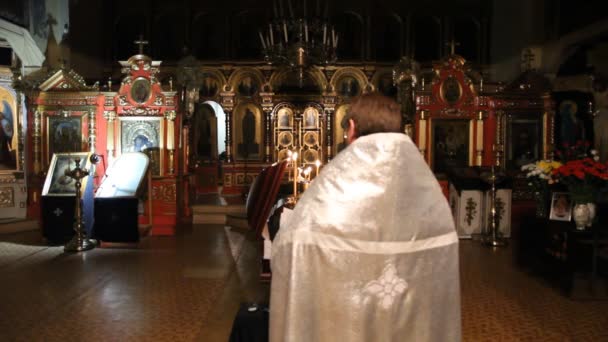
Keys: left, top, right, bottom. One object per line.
{"left": 481, "top": 165, "right": 508, "bottom": 247}
{"left": 64, "top": 157, "right": 96, "bottom": 252}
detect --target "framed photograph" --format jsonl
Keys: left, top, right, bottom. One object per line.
{"left": 506, "top": 116, "right": 541, "bottom": 171}
{"left": 431, "top": 119, "right": 471, "bottom": 174}
{"left": 42, "top": 152, "right": 92, "bottom": 196}
{"left": 0, "top": 83, "right": 18, "bottom": 172}
{"left": 549, "top": 192, "right": 572, "bottom": 221}
{"left": 47, "top": 115, "right": 83, "bottom": 159}
{"left": 119, "top": 117, "right": 163, "bottom": 176}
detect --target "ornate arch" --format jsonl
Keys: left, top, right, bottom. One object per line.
{"left": 268, "top": 67, "right": 328, "bottom": 93}
{"left": 226, "top": 67, "right": 265, "bottom": 93}
{"left": 329, "top": 67, "right": 369, "bottom": 94}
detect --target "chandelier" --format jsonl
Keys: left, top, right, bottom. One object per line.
{"left": 259, "top": 0, "right": 338, "bottom": 85}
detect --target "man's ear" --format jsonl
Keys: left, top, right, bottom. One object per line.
{"left": 347, "top": 118, "right": 357, "bottom": 144}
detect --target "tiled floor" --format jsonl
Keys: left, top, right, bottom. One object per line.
{"left": 0, "top": 224, "right": 607, "bottom": 341}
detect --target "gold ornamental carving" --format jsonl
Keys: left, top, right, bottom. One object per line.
{"left": 122, "top": 107, "right": 161, "bottom": 116}
{"left": 164, "top": 110, "right": 177, "bottom": 121}
{"left": 0, "top": 187, "right": 14, "bottom": 208}
{"left": 103, "top": 111, "right": 117, "bottom": 122}
{"left": 152, "top": 183, "right": 176, "bottom": 202}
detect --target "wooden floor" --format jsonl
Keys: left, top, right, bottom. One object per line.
{"left": 0, "top": 223, "right": 607, "bottom": 341}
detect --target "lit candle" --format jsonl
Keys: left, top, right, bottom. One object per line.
{"left": 304, "top": 167, "right": 312, "bottom": 182}
{"left": 315, "top": 159, "right": 321, "bottom": 177}
{"left": 287, "top": 150, "right": 293, "bottom": 180}
{"left": 292, "top": 152, "right": 299, "bottom": 197}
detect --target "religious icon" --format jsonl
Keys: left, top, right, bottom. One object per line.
{"left": 48, "top": 116, "right": 82, "bottom": 160}
{"left": 0, "top": 89, "right": 16, "bottom": 170}
{"left": 193, "top": 103, "right": 217, "bottom": 159}
{"left": 432, "top": 120, "right": 470, "bottom": 174}
{"left": 277, "top": 108, "right": 293, "bottom": 128}
{"left": 131, "top": 134, "right": 153, "bottom": 152}
{"left": 237, "top": 75, "right": 259, "bottom": 97}
{"left": 199, "top": 76, "right": 219, "bottom": 97}
{"left": 130, "top": 77, "right": 151, "bottom": 104}
{"left": 507, "top": 118, "right": 540, "bottom": 171}
{"left": 235, "top": 104, "right": 261, "bottom": 160}
{"left": 440, "top": 76, "right": 462, "bottom": 106}
{"left": 377, "top": 73, "right": 397, "bottom": 98}
{"left": 333, "top": 105, "right": 350, "bottom": 154}
{"left": 303, "top": 132, "right": 317, "bottom": 147}
{"left": 303, "top": 107, "right": 318, "bottom": 128}
{"left": 338, "top": 76, "right": 361, "bottom": 97}
{"left": 558, "top": 99, "right": 585, "bottom": 147}
{"left": 303, "top": 149, "right": 318, "bottom": 163}
{"left": 278, "top": 131, "right": 293, "bottom": 147}
{"left": 42, "top": 152, "right": 92, "bottom": 196}
{"left": 120, "top": 118, "right": 161, "bottom": 175}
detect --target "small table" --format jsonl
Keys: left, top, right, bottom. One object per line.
{"left": 518, "top": 215, "right": 608, "bottom": 299}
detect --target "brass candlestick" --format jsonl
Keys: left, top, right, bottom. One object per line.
{"left": 482, "top": 165, "right": 507, "bottom": 247}
{"left": 64, "top": 157, "right": 95, "bottom": 253}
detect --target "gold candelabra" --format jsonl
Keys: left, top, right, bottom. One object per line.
{"left": 64, "top": 157, "right": 96, "bottom": 252}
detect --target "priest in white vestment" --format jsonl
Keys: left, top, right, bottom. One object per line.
{"left": 270, "top": 93, "right": 461, "bottom": 341}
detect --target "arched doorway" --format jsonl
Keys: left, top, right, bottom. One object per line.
{"left": 191, "top": 100, "right": 226, "bottom": 194}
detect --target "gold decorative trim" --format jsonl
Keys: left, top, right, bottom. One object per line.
{"left": 152, "top": 182, "right": 176, "bottom": 202}
{"left": 0, "top": 187, "right": 14, "bottom": 207}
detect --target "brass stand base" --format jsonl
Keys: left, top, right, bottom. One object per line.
{"left": 64, "top": 237, "right": 96, "bottom": 252}
{"left": 483, "top": 237, "right": 508, "bottom": 247}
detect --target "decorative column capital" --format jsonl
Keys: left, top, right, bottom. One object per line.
{"left": 103, "top": 110, "right": 117, "bottom": 122}
{"left": 164, "top": 110, "right": 177, "bottom": 121}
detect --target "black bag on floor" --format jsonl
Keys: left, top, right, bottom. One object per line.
{"left": 229, "top": 303, "right": 269, "bottom": 342}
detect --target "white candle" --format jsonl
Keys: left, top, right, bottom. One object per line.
{"left": 269, "top": 24, "right": 274, "bottom": 45}
{"left": 315, "top": 160, "right": 321, "bottom": 177}
{"left": 259, "top": 31, "right": 266, "bottom": 49}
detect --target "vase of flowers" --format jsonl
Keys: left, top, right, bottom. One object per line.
{"left": 552, "top": 144, "right": 608, "bottom": 229}
{"left": 521, "top": 160, "right": 562, "bottom": 218}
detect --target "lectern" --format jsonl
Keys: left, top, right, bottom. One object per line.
{"left": 92, "top": 153, "right": 150, "bottom": 243}
{"left": 41, "top": 153, "right": 94, "bottom": 243}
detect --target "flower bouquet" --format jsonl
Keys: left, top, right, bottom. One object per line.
{"left": 521, "top": 160, "right": 562, "bottom": 217}
{"left": 552, "top": 143, "right": 608, "bottom": 228}
{"left": 551, "top": 153, "right": 608, "bottom": 203}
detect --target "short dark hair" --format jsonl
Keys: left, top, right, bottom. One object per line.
{"left": 341, "top": 93, "right": 402, "bottom": 137}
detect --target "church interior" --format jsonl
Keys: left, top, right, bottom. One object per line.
{"left": 1, "top": 0, "right": 608, "bottom": 340}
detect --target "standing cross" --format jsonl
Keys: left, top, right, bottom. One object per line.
{"left": 446, "top": 39, "right": 460, "bottom": 55}
{"left": 134, "top": 35, "right": 149, "bottom": 54}
{"left": 521, "top": 48, "right": 535, "bottom": 71}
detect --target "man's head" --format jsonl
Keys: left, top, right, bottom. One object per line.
{"left": 341, "top": 93, "right": 402, "bottom": 144}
